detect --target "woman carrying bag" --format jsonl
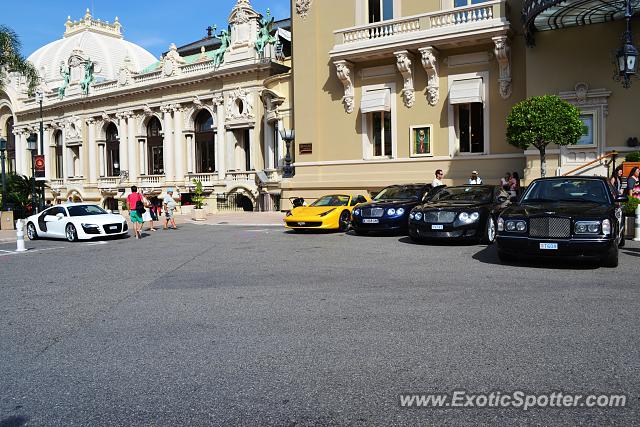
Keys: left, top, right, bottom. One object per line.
{"left": 142, "top": 193, "right": 157, "bottom": 231}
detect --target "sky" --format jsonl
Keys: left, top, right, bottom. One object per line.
{"left": 2, "top": 0, "right": 291, "bottom": 59}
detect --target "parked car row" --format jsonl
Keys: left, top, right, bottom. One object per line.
{"left": 284, "top": 177, "right": 628, "bottom": 268}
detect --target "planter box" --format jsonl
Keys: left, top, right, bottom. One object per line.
{"left": 1, "top": 211, "right": 15, "bottom": 230}
{"left": 625, "top": 215, "right": 636, "bottom": 239}
{"left": 193, "top": 208, "right": 207, "bottom": 221}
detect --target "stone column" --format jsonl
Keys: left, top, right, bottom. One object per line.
{"left": 161, "top": 105, "right": 175, "bottom": 182}
{"left": 186, "top": 133, "right": 194, "bottom": 174}
{"left": 214, "top": 95, "right": 226, "bottom": 180}
{"left": 226, "top": 130, "right": 235, "bottom": 173}
{"left": 173, "top": 105, "right": 184, "bottom": 182}
{"left": 14, "top": 131, "right": 23, "bottom": 175}
{"left": 139, "top": 139, "right": 146, "bottom": 176}
{"left": 87, "top": 119, "right": 97, "bottom": 183}
{"left": 78, "top": 141, "right": 85, "bottom": 178}
{"left": 117, "top": 113, "right": 129, "bottom": 178}
{"left": 60, "top": 131, "right": 67, "bottom": 180}
{"left": 127, "top": 113, "right": 137, "bottom": 181}
{"left": 248, "top": 127, "right": 255, "bottom": 171}
{"left": 43, "top": 127, "right": 52, "bottom": 180}
{"left": 98, "top": 143, "right": 106, "bottom": 177}
{"left": 263, "top": 114, "right": 271, "bottom": 169}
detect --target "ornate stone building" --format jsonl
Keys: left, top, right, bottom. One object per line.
{"left": 0, "top": 0, "right": 292, "bottom": 212}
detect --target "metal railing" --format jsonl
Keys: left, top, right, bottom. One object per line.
{"left": 561, "top": 151, "right": 618, "bottom": 177}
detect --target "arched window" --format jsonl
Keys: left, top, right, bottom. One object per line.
{"left": 195, "top": 110, "right": 215, "bottom": 173}
{"left": 147, "top": 117, "right": 164, "bottom": 175}
{"left": 5, "top": 117, "right": 15, "bottom": 173}
{"left": 54, "top": 130, "right": 63, "bottom": 178}
{"left": 106, "top": 123, "right": 120, "bottom": 177}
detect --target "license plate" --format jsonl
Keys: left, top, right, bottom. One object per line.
{"left": 539, "top": 243, "right": 558, "bottom": 250}
{"left": 431, "top": 224, "right": 444, "bottom": 230}
{"left": 363, "top": 218, "right": 379, "bottom": 224}
{"left": 109, "top": 226, "right": 117, "bottom": 230}
{"left": 298, "top": 222, "right": 306, "bottom": 226}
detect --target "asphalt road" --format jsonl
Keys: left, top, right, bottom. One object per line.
{"left": 1, "top": 225, "right": 639, "bottom": 426}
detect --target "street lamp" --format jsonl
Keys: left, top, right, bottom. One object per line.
{"left": 0, "top": 137, "right": 6, "bottom": 211}
{"left": 26, "top": 134, "right": 38, "bottom": 214}
{"left": 279, "top": 128, "right": 295, "bottom": 178}
{"left": 35, "top": 89, "right": 45, "bottom": 210}
{"left": 615, "top": 0, "right": 638, "bottom": 88}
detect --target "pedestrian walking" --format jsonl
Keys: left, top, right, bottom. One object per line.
{"left": 142, "top": 192, "right": 157, "bottom": 232}
{"left": 468, "top": 170, "right": 483, "bottom": 185}
{"left": 432, "top": 169, "right": 445, "bottom": 187}
{"left": 126, "top": 185, "right": 144, "bottom": 239}
{"left": 500, "top": 172, "right": 511, "bottom": 191}
{"left": 510, "top": 172, "right": 521, "bottom": 198}
{"left": 626, "top": 167, "right": 639, "bottom": 197}
{"left": 163, "top": 188, "right": 178, "bottom": 230}
{"left": 610, "top": 166, "right": 623, "bottom": 195}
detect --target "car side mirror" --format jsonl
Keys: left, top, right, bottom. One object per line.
{"left": 615, "top": 195, "right": 629, "bottom": 203}
{"left": 56, "top": 213, "right": 64, "bottom": 220}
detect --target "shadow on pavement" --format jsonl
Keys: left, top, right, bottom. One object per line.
{"left": 473, "top": 245, "right": 600, "bottom": 270}
{"left": 397, "top": 236, "right": 479, "bottom": 247}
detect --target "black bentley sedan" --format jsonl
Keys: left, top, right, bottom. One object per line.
{"left": 496, "top": 177, "right": 626, "bottom": 267}
{"left": 408, "top": 185, "right": 511, "bottom": 244}
{"left": 351, "top": 184, "right": 441, "bottom": 235}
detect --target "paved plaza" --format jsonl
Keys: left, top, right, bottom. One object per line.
{"left": 1, "top": 222, "right": 639, "bottom": 425}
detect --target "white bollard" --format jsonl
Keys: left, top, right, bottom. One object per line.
{"left": 634, "top": 205, "right": 640, "bottom": 242}
{"left": 15, "top": 218, "right": 27, "bottom": 252}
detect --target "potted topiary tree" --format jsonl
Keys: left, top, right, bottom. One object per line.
{"left": 623, "top": 196, "right": 639, "bottom": 239}
{"left": 192, "top": 179, "right": 207, "bottom": 221}
{"left": 506, "top": 95, "right": 584, "bottom": 178}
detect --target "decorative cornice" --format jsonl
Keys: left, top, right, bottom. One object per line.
{"left": 212, "top": 93, "right": 225, "bottom": 106}
{"left": 296, "top": 0, "right": 312, "bottom": 19}
{"left": 334, "top": 60, "right": 354, "bottom": 114}
{"left": 419, "top": 46, "right": 439, "bottom": 107}
{"left": 492, "top": 36, "right": 511, "bottom": 100}
{"left": 160, "top": 105, "right": 172, "bottom": 114}
{"left": 394, "top": 50, "right": 415, "bottom": 108}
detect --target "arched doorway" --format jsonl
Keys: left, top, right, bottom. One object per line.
{"left": 147, "top": 117, "right": 163, "bottom": 175}
{"left": 237, "top": 193, "right": 254, "bottom": 211}
{"left": 195, "top": 110, "right": 215, "bottom": 173}
{"left": 5, "top": 117, "right": 15, "bottom": 173}
{"left": 106, "top": 123, "right": 120, "bottom": 177}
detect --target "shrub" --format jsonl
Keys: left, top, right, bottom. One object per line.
{"left": 625, "top": 151, "right": 640, "bottom": 162}
{"left": 192, "top": 179, "right": 205, "bottom": 209}
{"left": 623, "top": 197, "right": 639, "bottom": 216}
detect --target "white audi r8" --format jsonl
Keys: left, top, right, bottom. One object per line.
{"left": 25, "top": 203, "right": 129, "bottom": 242}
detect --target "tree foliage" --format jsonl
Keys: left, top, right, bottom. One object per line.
{"left": 192, "top": 179, "right": 205, "bottom": 209}
{"left": 506, "top": 95, "right": 584, "bottom": 151}
{"left": 0, "top": 25, "right": 39, "bottom": 95}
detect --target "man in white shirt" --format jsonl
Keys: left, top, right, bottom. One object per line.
{"left": 468, "top": 170, "right": 483, "bottom": 185}
{"left": 432, "top": 169, "right": 445, "bottom": 187}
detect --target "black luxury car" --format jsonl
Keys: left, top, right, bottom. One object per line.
{"left": 351, "top": 184, "right": 442, "bottom": 235}
{"left": 408, "top": 185, "right": 511, "bottom": 244}
{"left": 496, "top": 176, "right": 627, "bottom": 267}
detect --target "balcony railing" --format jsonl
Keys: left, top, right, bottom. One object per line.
{"left": 66, "top": 177, "right": 84, "bottom": 186}
{"left": 139, "top": 174, "right": 166, "bottom": 187}
{"left": 226, "top": 171, "right": 257, "bottom": 182}
{"left": 334, "top": 0, "right": 506, "bottom": 45}
{"left": 186, "top": 172, "right": 219, "bottom": 184}
{"left": 97, "top": 177, "right": 119, "bottom": 189}
{"left": 48, "top": 178, "right": 64, "bottom": 189}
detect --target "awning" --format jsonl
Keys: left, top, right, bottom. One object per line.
{"left": 277, "top": 28, "right": 291, "bottom": 42}
{"left": 360, "top": 89, "right": 390, "bottom": 113}
{"left": 449, "top": 78, "right": 483, "bottom": 104}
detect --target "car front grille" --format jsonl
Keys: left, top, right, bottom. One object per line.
{"left": 362, "top": 207, "right": 384, "bottom": 218}
{"left": 103, "top": 223, "right": 123, "bottom": 234}
{"left": 529, "top": 217, "right": 571, "bottom": 238}
{"left": 423, "top": 211, "right": 456, "bottom": 223}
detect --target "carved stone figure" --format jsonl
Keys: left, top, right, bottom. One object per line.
{"left": 58, "top": 62, "right": 71, "bottom": 99}
{"left": 80, "top": 59, "right": 95, "bottom": 95}
{"left": 419, "top": 47, "right": 440, "bottom": 106}
{"left": 492, "top": 36, "right": 512, "bottom": 99}
{"left": 296, "top": 0, "right": 312, "bottom": 19}
{"left": 334, "top": 60, "right": 354, "bottom": 114}
{"left": 395, "top": 51, "right": 415, "bottom": 108}
{"left": 212, "top": 27, "right": 231, "bottom": 68}
{"left": 256, "top": 9, "right": 277, "bottom": 57}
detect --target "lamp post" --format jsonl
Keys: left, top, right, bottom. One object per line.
{"left": 616, "top": 0, "right": 638, "bottom": 88}
{"left": 26, "top": 134, "right": 37, "bottom": 214}
{"left": 0, "top": 137, "right": 6, "bottom": 211}
{"left": 35, "top": 89, "right": 45, "bottom": 210}
{"left": 279, "top": 128, "right": 295, "bottom": 178}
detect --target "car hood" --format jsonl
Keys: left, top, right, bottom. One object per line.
{"left": 504, "top": 202, "right": 611, "bottom": 218}
{"left": 289, "top": 206, "right": 341, "bottom": 217}
{"left": 417, "top": 200, "right": 489, "bottom": 211}
{"left": 358, "top": 199, "right": 419, "bottom": 209}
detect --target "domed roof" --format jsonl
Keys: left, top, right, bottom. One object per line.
{"left": 27, "top": 9, "right": 157, "bottom": 87}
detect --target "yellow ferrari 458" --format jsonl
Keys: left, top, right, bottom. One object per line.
{"left": 284, "top": 194, "right": 370, "bottom": 232}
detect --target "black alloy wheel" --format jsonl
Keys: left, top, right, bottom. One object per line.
{"left": 338, "top": 211, "right": 350, "bottom": 232}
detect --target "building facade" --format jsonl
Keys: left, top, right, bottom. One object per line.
{"left": 0, "top": 0, "right": 292, "bottom": 213}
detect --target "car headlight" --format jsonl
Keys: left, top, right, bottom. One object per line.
{"left": 516, "top": 221, "right": 527, "bottom": 232}
{"left": 409, "top": 212, "right": 415, "bottom": 220}
{"left": 414, "top": 212, "right": 423, "bottom": 221}
{"left": 575, "top": 221, "right": 601, "bottom": 234}
{"left": 397, "top": 208, "right": 405, "bottom": 216}
{"left": 387, "top": 208, "right": 396, "bottom": 216}
{"left": 81, "top": 223, "right": 99, "bottom": 228}
{"left": 458, "top": 212, "right": 480, "bottom": 224}
{"left": 318, "top": 208, "right": 336, "bottom": 217}
{"left": 353, "top": 209, "right": 361, "bottom": 216}
{"left": 602, "top": 219, "right": 611, "bottom": 236}
{"left": 504, "top": 220, "right": 527, "bottom": 232}
{"left": 497, "top": 217, "right": 504, "bottom": 231}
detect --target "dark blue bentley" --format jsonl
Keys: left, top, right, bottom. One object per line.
{"left": 351, "top": 184, "right": 442, "bottom": 235}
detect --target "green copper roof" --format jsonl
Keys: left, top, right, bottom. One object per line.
{"left": 139, "top": 50, "right": 217, "bottom": 75}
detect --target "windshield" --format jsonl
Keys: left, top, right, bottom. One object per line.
{"left": 311, "top": 195, "right": 350, "bottom": 207}
{"left": 522, "top": 179, "right": 610, "bottom": 204}
{"left": 431, "top": 186, "right": 492, "bottom": 203}
{"left": 374, "top": 186, "right": 423, "bottom": 201}
{"left": 68, "top": 205, "right": 108, "bottom": 217}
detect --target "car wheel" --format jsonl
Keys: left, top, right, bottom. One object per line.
{"left": 65, "top": 224, "right": 78, "bottom": 242}
{"left": 26, "top": 222, "right": 38, "bottom": 240}
{"left": 497, "top": 250, "right": 516, "bottom": 263}
{"left": 338, "top": 211, "right": 350, "bottom": 232}
{"left": 481, "top": 216, "right": 496, "bottom": 244}
{"left": 602, "top": 247, "right": 619, "bottom": 268}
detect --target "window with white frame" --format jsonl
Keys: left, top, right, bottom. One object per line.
{"left": 368, "top": 0, "right": 394, "bottom": 22}
{"left": 454, "top": 0, "right": 489, "bottom": 7}
{"left": 448, "top": 74, "right": 488, "bottom": 155}
{"left": 371, "top": 111, "right": 392, "bottom": 157}
{"left": 361, "top": 86, "right": 394, "bottom": 159}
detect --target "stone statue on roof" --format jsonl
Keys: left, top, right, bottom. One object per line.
{"left": 58, "top": 62, "right": 71, "bottom": 99}
{"left": 212, "top": 26, "right": 231, "bottom": 68}
{"left": 255, "top": 9, "right": 277, "bottom": 57}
